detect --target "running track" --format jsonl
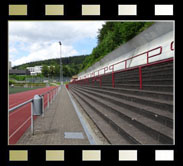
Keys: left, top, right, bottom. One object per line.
{"left": 9, "top": 86, "right": 58, "bottom": 144}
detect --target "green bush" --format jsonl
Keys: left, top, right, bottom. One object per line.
{"left": 9, "top": 80, "right": 16, "bottom": 85}
{"left": 9, "top": 75, "right": 26, "bottom": 81}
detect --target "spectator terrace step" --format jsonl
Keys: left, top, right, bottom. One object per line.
{"left": 71, "top": 86, "right": 173, "bottom": 128}
{"left": 71, "top": 88, "right": 173, "bottom": 144}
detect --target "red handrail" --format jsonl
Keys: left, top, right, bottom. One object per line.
{"left": 109, "top": 46, "right": 162, "bottom": 72}
{"left": 75, "top": 41, "right": 174, "bottom": 83}
{"left": 170, "top": 41, "right": 174, "bottom": 51}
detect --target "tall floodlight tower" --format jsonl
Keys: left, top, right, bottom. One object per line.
{"left": 59, "top": 41, "right": 63, "bottom": 85}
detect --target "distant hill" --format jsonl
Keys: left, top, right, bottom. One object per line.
{"left": 13, "top": 55, "right": 88, "bottom": 77}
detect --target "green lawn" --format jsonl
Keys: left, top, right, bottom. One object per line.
{"left": 9, "top": 86, "right": 44, "bottom": 94}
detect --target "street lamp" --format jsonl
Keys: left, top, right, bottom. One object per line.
{"left": 59, "top": 41, "right": 63, "bottom": 86}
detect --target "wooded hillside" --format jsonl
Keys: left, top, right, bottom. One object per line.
{"left": 13, "top": 55, "right": 88, "bottom": 77}
{"left": 80, "top": 22, "right": 153, "bottom": 72}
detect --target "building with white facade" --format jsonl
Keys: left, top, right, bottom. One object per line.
{"left": 27, "top": 66, "right": 42, "bottom": 75}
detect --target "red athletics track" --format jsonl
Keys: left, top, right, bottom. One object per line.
{"left": 9, "top": 86, "right": 58, "bottom": 144}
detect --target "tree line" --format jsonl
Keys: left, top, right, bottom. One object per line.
{"left": 41, "top": 63, "right": 83, "bottom": 77}
{"left": 80, "top": 22, "right": 154, "bottom": 72}
{"left": 13, "top": 55, "right": 88, "bottom": 77}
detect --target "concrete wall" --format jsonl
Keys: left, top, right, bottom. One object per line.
{"left": 78, "top": 22, "right": 174, "bottom": 80}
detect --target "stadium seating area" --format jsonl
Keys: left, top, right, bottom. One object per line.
{"left": 69, "top": 59, "right": 174, "bottom": 145}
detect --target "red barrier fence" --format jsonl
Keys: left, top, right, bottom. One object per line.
{"left": 70, "top": 41, "right": 174, "bottom": 90}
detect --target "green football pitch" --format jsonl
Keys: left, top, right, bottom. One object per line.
{"left": 9, "top": 87, "right": 44, "bottom": 94}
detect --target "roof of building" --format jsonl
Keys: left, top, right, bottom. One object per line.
{"left": 72, "top": 75, "right": 78, "bottom": 79}
{"left": 9, "top": 69, "right": 30, "bottom": 75}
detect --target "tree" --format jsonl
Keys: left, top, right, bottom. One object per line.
{"left": 49, "top": 65, "right": 55, "bottom": 77}
{"left": 80, "top": 22, "right": 154, "bottom": 72}
{"left": 54, "top": 64, "right": 60, "bottom": 77}
{"left": 42, "top": 65, "right": 49, "bottom": 77}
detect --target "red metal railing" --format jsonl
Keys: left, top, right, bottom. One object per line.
{"left": 139, "top": 67, "right": 142, "bottom": 90}
{"left": 70, "top": 41, "right": 174, "bottom": 90}
{"left": 108, "top": 46, "right": 162, "bottom": 73}
{"left": 170, "top": 41, "right": 174, "bottom": 51}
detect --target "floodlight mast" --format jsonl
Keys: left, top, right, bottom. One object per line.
{"left": 59, "top": 41, "right": 63, "bottom": 86}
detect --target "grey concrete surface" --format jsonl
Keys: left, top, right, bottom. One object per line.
{"left": 17, "top": 86, "right": 90, "bottom": 145}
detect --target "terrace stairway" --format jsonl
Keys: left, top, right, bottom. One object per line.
{"left": 69, "top": 60, "right": 174, "bottom": 145}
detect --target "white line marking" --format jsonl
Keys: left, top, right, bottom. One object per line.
{"left": 66, "top": 87, "right": 96, "bottom": 145}
{"left": 9, "top": 116, "right": 31, "bottom": 139}
{"left": 9, "top": 104, "right": 28, "bottom": 117}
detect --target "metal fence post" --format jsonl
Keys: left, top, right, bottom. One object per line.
{"left": 51, "top": 91, "right": 52, "bottom": 104}
{"left": 31, "top": 101, "right": 34, "bottom": 135}
{"left": 53, "top": 89, "right": 55, "bottom": 101}
{"left": 47, "top": 93, "right": 49, "bottom": 108}
{"left": 42, "top": 96, "right": 44, "bottom": 117}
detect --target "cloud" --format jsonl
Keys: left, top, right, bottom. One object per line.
{"left": 9, "top": 21, "right": 105, "bottom": 66}
{"left": 9, "top": 47, "right": 17, "bottom": 53}
{"left": 9, "top": 21, "right": 105, "bottom": 44}
{"left": 12, "top": 42, "right": 79, "bottom": 66}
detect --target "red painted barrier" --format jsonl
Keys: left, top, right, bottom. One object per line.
{"left": 139, "top": 66, "right": 142, "bottom": 90}
{"left": 72, "top": 42, "right": 174, "bottom": 89}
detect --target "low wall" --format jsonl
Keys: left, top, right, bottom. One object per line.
{"left": 78, "top": 22, "right": 174, "bottom": 80}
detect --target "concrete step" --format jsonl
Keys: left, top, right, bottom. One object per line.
{"left": 102, "top": 70, "right": 139, "bottom": 81}
{"left": 115, "top": 72, "right": 173, "bottom": 81}
{"left": 87, "top": 61, "right": 173, "bottom": 82}
{"left": 76, "top": 85, "right": 173, "bottom": 101}
{"left": 73, "top": 83, "right": 173, "bottom": 93}
{"left": 72, "top": 86, "right": 173, "bottom": 126}
{"left": 71, "top": 89, "right": 162, "bottom": 145}
{"left": 98, "top": 83, "right": 173, "bottom": 92}
{"left": 142, "top": 67, "right": 173, "bottom": 75}
{"left": 71, "top": 88, "right": 173, "bottom": 144}
{"left": 141, "top": 60, "right": 173, "bottom": 71}
{"left": 77, "top": 60, "right": 173, "bottom": 84}
{"left": 85, "top": 68, "right": 173, "bottom": 86}
{"left": 101, "top": 74, "right": 173, "bottom": 85}
{"left": 113, "top": 67, "right": 172, "bottom": 80}
{"left": 142, "top": 79, "right": 173, "bottom": 85}
{"left": 101, "top": 78, "right": 173, "bottom": 86}
{"left": 70, "top": 91, "right": 133, "bottom": 145}
{"left": 75, "top": 86, "right": 173, "bottom": 112}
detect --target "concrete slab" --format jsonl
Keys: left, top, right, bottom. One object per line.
{"left": 64, "top": 132, "right": 84, "bottom": 139}
{"left": 16, "top": 86, "right": 90, "bottom": 145}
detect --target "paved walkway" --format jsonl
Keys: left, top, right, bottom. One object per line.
{"left": 17, "top": 86, "right": 90, "bottom": 145}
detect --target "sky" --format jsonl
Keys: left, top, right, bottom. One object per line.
{"left": 9, "top": 21, "right": 105, "bottom": 67}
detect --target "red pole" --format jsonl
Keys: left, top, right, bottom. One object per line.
{"left": 139, "top": 66, "right": 142, "bottom": 90}
{"left": 100, "top": 77, "right": 102, "bottom": 87}
{"left": 147, "top": 52, "right": 149, "bottom": 64}
{"left": 170, "top": 41, "right": 174, "bottom": 51}
{"left": 112, "top": 72, "right": 115, "bottom": 88}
